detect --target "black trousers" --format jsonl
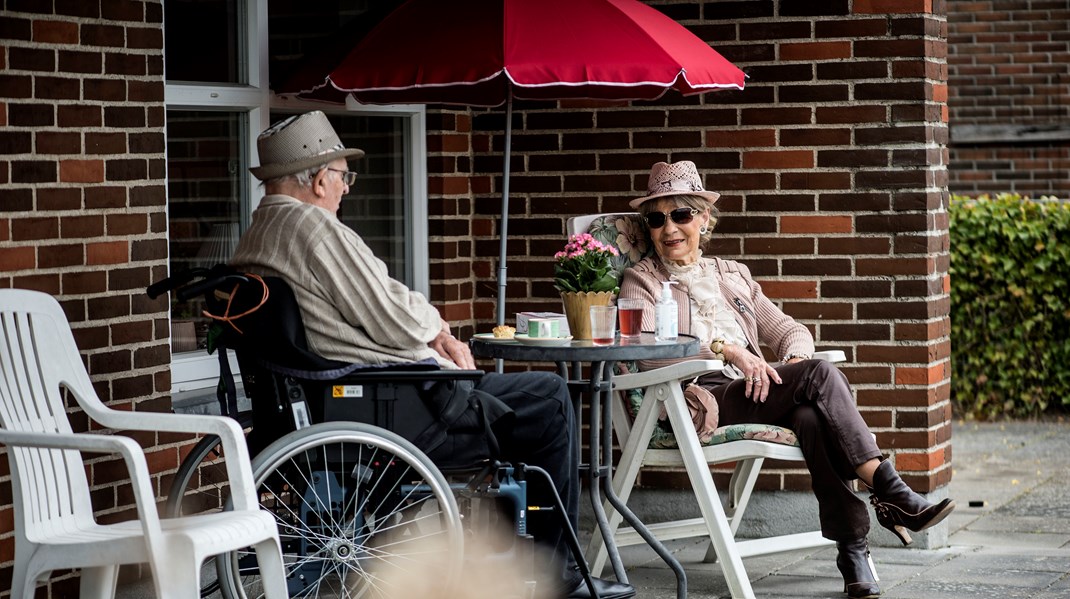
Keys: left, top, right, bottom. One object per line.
{"left": 702, "top": 359, "right": 882, "bottom": 541}
{"left": 475, "top": 371, "right": 580, "bottom": 588}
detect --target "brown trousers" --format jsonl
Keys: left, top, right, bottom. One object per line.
{"left": 700, "top": 359, "right": 882, "bottom": 541}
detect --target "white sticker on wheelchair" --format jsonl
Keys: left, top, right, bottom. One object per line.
{"left": 332, "top": 385, "right": 364, "bottom": 398}
{"left": 291, "top": 401, "right": 310, "bottom": 429}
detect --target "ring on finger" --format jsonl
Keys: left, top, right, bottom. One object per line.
{"left": 749, "top": 376, "right": 760, "bottom": 383}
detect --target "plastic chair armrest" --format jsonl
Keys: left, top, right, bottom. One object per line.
{"left": 0, "top": 429, "right": 166, "bottom": 543}
{"left": 813, "top": 350, "right": 846, "bottom": 363}
{"left": 613, "top": 359, "right": 724, "bottom": 391}
{"left": 80, "top": 408, "right": 260, "bottom": 511}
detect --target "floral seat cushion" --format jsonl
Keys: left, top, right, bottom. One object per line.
{"left": 585, "top": 214, "right": 654, "bottom": 273}
{"left": 619, "top": 363, "right": 800, "bottom": 449}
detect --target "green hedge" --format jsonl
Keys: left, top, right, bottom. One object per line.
{"left": 950, "top": 193, "right": 1070, "bottom": 419}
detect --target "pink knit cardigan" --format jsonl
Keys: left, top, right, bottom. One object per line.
{"left": 619, "top": 255, "right": 815, "bottom": 370}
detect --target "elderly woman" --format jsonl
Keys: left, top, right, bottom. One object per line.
{"left": 618, "top": 161, "right": 955, "bottom": 599}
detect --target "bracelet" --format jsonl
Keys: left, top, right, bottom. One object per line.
{"left": 710, "top": 338, "right": 726, "bottom": 361}
{"left": 782, "top": 351, "right": 812, "bottom": 362}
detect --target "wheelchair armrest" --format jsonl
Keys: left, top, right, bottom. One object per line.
{"left": 333, "top": 369, "right": 485, "bottom": 384}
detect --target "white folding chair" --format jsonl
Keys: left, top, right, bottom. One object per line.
{"left": 0, "top": 289, "right": 287, "bottom": 599}
{"left": 567, "top": 214, "right": 835, "bottom": 599}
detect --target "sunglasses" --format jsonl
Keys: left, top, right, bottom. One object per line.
{"left": 643, "top": 207, "right": 700, "bottom": 229}
{"left": 325, "top": 168, "right": 358, "bottom": 186}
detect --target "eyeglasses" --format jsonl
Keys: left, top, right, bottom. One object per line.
{"left": 325, "top": 168, "right": 358, "bottom": 186}
{"left": 643, "top": 207, "right": 700, "bottom": 229}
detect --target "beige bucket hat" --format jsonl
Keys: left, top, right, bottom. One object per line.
{"left": 249, "top": 111, "right": 365, "bottom": 181}
{"left": 629, "top": 160, "right": 721, "bottom": 209}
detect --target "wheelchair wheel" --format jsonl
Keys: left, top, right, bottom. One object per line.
{"left": 218, "top": 421, "right": 464, "bottom": 599}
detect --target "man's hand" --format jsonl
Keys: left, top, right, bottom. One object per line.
{"left": 430, "top": 330, "right": 475, "bottom": 370}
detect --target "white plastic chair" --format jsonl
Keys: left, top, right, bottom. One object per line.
{"left": 567, "top": 214, "right": 835, "bottom": 599}
{"left": 0, "top": 289, "right": 287, "bottom": 599}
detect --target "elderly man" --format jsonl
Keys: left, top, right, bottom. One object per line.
{"left": 230, "top": 111, "right": 633, "bottom": 599}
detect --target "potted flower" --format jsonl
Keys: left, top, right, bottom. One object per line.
{"left": 553, "top": 233, "right": 620, "bottom": 339}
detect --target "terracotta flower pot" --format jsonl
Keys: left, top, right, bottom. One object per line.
{"left": 560, "top": 290, "right": 616, "bottom": 340}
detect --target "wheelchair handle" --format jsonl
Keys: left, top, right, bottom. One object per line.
{"left": 146, "top": 268, "right": 208, "bottom": 299}
{"left": 175, "top": 272, "right": 249, "bottom": 302}
{"left": 146, "top": 264, "right": 248, "bottom": 302}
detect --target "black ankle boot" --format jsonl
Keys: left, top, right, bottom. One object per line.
{"left": 868, "top": 460, "right": 956, "bottom": 545}
{"left": 836, "top": 538, "right": 880, "bottom": 598}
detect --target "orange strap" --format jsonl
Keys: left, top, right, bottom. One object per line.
{"left": 201, "top": 273, "right": 270, "bottom": 335}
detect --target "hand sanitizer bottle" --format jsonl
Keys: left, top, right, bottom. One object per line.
{"left": 655, "top": 281, "right": 678, "bottom": 342}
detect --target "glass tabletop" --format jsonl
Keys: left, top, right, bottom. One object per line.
{"left": 470, "top": 332, "right": 700, "bottom": 362}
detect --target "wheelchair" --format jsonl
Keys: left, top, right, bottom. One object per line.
{"left": 149, "top": 266, "right": 575, "bottom": 599}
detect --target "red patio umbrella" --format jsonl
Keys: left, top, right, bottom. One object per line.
{"left": 280, "top": 0, "right": 746, "bottom": 329}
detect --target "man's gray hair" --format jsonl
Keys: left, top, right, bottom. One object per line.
{"left": 262, "top": 164, "right": 328, "bottom": 188}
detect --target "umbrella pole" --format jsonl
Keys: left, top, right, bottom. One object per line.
{"left": 495, "top": 94, "right": 513, "bottom": 373}
{"left": 496, "top": 95, "right": 513, "bottom": 328}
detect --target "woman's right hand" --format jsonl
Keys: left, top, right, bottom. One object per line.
{"left": 723, "top": 343, "right": 781, "bottom": 403}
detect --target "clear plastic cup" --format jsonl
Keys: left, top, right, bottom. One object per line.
{"left": 589, "top": 305, "right": 617, "bottom": 346}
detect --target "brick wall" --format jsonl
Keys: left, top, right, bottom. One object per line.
{"left": 0, "top": 1, "right": 172, "bottom": 595}
{"left": 461, "top": 1, "right": 953, "bottom": 494}
{"left": 947, "top": 0, "right": 1070, "bottom": 198}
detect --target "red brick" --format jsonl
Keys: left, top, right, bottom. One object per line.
{"left": 780, "top": 41, "right": 852, "bottom": 61}
{"left": 815, "top": 105, "right": 887, "bottom": 124}
{"left": 37, "top": 244, "right": 82, "bottom": 268}
{"left": 856, "top": 0, "right": 934, "bottom": 15}
{"left": 36, "top": 131, "right": 81, "bottom": 154}
{"left": 706, "top": 128, "right": 776, "bottom": 148}
{"left": 781, "top": 172, "right": 852, "bottom": 190}
{"left": 12, "top": 273, "right": 60, "bottom": 294}
{"left": 759, "top": 280, "right": 817, "bottom": 299}
{"left": 895, "top": 362, "right": 949, "bottom": 385}
{"left": 857, "top": 256, "right": 934, "bottom": 276}
{"left": 106, "top": 213, "right": 147, "bottom": 235}
{"left": 62, "top": 271, "right": 107, "bottom": 294}
{"left": 86, "top": 241, "right": 128, "bottom": 265}
{"left": 895, "top": 448, "right": 946, "bottom": 473}
{"left": 0, "top": 247, "right": 35, "bottom": 270}
{"left": 32, "top": 19, "right": 79, "bottom": 44}
{"left": 743, "top": 150, "right": 815, "bottom": 169}
{"left": 61, "top": 215, "right": 104, "bottom": 238}
{"left": 60, "top": 159, "right": 104, "bottom": 183}
{"left": 11, "top": 217, "right": 58, "bottom": 241}
{"left": 781, "top": 215, "right": 853, "bottom": 233}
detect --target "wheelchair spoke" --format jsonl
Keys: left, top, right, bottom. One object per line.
{"left": 219, "top": 423, "right": 463, "bottom": 599}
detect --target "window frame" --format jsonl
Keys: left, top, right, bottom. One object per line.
{"left": 163, "top": 0, "right": 428, "bottom": 394}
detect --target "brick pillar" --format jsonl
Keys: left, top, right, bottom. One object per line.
{"left": 0, "top": 2, "right": 172, "bottom": 593}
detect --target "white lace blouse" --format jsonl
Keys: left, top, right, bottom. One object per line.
{"left": 663, "top": 257, "right": 748, "bottom": 348}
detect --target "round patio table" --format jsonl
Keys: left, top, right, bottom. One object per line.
{"left": 471, "top": 332, "right": 699, "bottom": 599}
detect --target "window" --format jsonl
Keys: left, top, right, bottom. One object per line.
{"left": 164, "top": 0, "right": 426, "bottom": 395}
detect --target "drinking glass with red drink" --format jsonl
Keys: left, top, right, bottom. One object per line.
{"left": 589, "top": 305, "right": 617, "bottom": 346}
{"left": 617, "top": 298, "right": 645, "bottom": 338}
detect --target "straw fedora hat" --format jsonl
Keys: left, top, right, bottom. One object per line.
{"left": 249, "top": 111, "right": 365, "bottom": 181}
{"left": 628, "top": 160, "right": 721, "bottom": 209}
